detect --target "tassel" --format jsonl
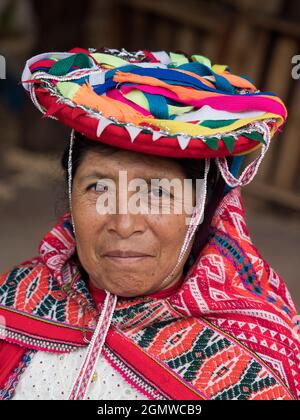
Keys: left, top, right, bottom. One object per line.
{"left": 177, "top": 134, "right": 191, "bottom": 150}
{"left": 243, "top": 131, "right": 266, "bottom": 145}
{"left": 215, "top": 121, "right": 271, "bottom": 187}
{"left": 222, "top": 135, "right": 236, "bottom": 153}
{"left": 125, "top": 125, "right": 143, "bottom": 143}
{"left": 205, "top": 137, "right": 219, "bottom": 150}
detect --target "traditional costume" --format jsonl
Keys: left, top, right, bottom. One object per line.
{"left": 0, "top": 47, "right": 299, "bottom": 400}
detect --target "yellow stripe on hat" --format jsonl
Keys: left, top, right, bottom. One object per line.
{"left": 140, "top": 113, "right": 283, "bottom": 136}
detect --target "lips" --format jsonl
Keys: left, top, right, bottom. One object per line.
{"left": 102, "top": 249, "right": 154, "bottom": 266}
{"left": 103, "top": 250, "right": 153, "bottom": 258}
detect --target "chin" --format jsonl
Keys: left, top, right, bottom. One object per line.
{"left": 105, "top": 277, "right": 156, "bottom": 298}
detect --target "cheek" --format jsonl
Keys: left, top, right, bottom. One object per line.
{"left": 72, "top": 196, "right": 105, "bottom": 266}
{"left": 72, "top": 189, "right": 101, "bottom": 231}
{"left": 152, "top": 214, "right": 188, "bottom": 261}
{"left": 73, "top": 203, "right": 96, "bottom": 239}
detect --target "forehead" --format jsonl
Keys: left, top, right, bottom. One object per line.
{"left": 75, "top": 147, "right": 186, "bottom": 180}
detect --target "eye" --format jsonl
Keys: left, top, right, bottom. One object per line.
{"left": 87, "top": 182, "right": 109, "bottom": 193}
{"left": 150, "top": 187, "right": 169, "bottom": 198}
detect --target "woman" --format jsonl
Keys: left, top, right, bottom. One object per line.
{"left": 0, "top": 47, "right": 299, "bottom": 400}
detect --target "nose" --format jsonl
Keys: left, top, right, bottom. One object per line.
{"left": 106, "top": 213, "right": 146, "bottom": 239}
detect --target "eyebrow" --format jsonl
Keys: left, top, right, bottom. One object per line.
{"left": 78, "top": 170, "right": 111, "bottom": 183}
{"left": 77, "top": 169, "right": 180, "bottom": 185}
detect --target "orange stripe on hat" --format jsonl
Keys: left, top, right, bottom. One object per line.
{"left": 221, "top": 72, "right": 257, "bottom": 90}
{"left": 174, "top": 68, "right": 257, "bottom": 91}
{"left": 113, "top": 71, "right": 220, "bottom": 101}
{"left": 73, "top": 82, "right": 146, "bottom": 124}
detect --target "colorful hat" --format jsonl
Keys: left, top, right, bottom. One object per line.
{"left": 21, "top": 47, "right": 287, "bottom": 185}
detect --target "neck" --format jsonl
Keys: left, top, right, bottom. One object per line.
{"left": 88, "top": 272, "right": 185, "bottom": 304}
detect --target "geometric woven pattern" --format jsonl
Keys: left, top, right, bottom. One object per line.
{"left": 112, "top": 302, "right": 292, "bottom": 399}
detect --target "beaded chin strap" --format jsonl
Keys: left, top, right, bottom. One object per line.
{"left": 158, "top": 158, "right": 210, "bottom": 290}
{"left": 215, "top": 121, "right": 271, "bottom": 187}
{"left": 66, "top": 129, "right": 210, "bottom": 399}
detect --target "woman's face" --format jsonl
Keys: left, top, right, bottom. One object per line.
{"left": 71, "top": 147, "right": 196, "bottom": 297}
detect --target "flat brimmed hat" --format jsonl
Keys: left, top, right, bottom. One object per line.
{"left": 21, "top": 47, "right": 287, "bottom": 161}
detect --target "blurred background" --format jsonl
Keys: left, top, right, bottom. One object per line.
{"left": 0, "top": 0, "right": 299, "bottom": 309}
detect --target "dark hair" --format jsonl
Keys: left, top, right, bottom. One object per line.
{"left": 61, "top": 132, "right": 226, "bottom": 274}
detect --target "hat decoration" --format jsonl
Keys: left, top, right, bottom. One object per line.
{"left": 21, "top": 47, "right": 287, "bottom": 161}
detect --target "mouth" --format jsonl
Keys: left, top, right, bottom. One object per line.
{"left": 102, "top": 250, "right": 154, "bottom": 264}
